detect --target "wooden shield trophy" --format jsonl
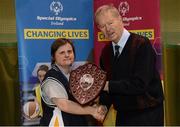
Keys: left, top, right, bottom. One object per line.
{"left": 69, "top": 63, "right": 107, "bottom": 105}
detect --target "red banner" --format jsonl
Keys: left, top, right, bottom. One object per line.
{"left": 94, "top": 0, "right": 162, "bottom": 77}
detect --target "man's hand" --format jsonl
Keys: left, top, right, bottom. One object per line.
{"left": 92, "top": 105, "right": 107, "bottom": 122}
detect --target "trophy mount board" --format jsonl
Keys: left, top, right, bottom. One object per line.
{"left": 69, "top": 63, "right": 107, "bottom": 105}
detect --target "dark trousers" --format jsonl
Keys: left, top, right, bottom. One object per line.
{"left": 116, "top": 103, "right": 164, "bottom": 126}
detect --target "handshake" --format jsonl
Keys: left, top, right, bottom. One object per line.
{"left": 91, "top": 104, "right": 108, "bottom": 122}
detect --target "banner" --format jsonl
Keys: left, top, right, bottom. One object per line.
{"left": 15, "top": 0, "right": 93, "bottom": 125}
{"left": 94, "top": 0, "right": 162, "bottom": 77}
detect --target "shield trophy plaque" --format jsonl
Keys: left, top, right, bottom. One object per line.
{"left": 69, "top": 63, "right": 107, "bottom": 105}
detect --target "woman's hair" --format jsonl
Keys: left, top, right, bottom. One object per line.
{"left": 51, "top": 38, "right": 75, "bottom": 64}
{"left": 37, "top": 64, "right": 49, "bottom": 75}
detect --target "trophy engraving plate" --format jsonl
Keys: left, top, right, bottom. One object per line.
{"left": 69, "top": 63, "right": 107, "bottom": 105}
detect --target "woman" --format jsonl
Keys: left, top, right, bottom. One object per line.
{"left": 40, "top": 38, "right": 105, "bottom": 126}
{"left": 23, "top": 65, "right": 49, "bottom": 121}
{"left": 33, "top": 64, "right": 49, "bottom": 117}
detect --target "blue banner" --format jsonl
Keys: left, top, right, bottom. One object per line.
{"left": 15, "top": 0, "right": 93, "bottom": 125}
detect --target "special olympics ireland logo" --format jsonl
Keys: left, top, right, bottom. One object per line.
{"left": 118, "top": 1, "right": 129, "bottom": 16}
{"left": 50, "top": 1, "right": 63, "bottom": 15}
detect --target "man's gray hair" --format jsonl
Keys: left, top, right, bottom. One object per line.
{"left": 95, "top": 4, "right": 120, "bottom": 23}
